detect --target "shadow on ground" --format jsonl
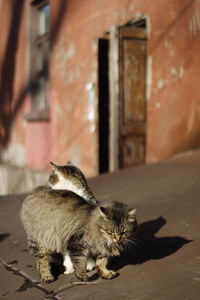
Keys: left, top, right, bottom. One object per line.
{"left": 110, "top": 216, "right": 192, "bottom": 271}
{"left": 0, "top": 233, "right": 10, "bottom": 242}
{"left": 48, "top": 216, "right": 191, "bottom": 280}
{"left": 13, "top": 217, "right": 191, "bottom": 282}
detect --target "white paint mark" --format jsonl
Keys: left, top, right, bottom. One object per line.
{"left": 146, "top": 55, "right": 152, "bottom": 100}
{"left": 171, "top": 67, "right": 177, "bottom": 76}
{"left": 170, "top": 66, "right": 184, "bottom": 81}
{"left": 156, "top": 102, "right": 161, "bottom": 109}
{"left": 164, "top": 39, "right": 169, "bottom": 48}
{"left": 55, "top": 44, "right": 75, "bottom": 63}
{"left": 157, "top": 79, "right": 165, "bottom": 90}
{"left": 86, "top": 82, "right": 95, "bottom": 132}
{"left": 179, "top": 66, "right": 184, "bottom": 79}
{"left": 189, "top": 13, "right": 200, "bottom": 36}
{"left": 65, "top": 44, "right": 76, "bottom": 60}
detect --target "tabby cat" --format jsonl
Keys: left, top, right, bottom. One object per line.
{"left": 20, "top": 186, "right": 137, "bottom": 282}
{"left": 48, "top": 161, "right": 97, "bottom": 273}
{"left": 48, "top": 161, "right": 97, "bottom": 206}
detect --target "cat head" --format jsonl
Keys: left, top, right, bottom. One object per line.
{"left": 96, "top": 201, "right": 137, "bottom": 255}
{"left": 48, "top": 161, "right": 97, "bottom": 205}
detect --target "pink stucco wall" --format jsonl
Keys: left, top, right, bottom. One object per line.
{"left": 1, "top": 0, "right": 200, "bottom": 176}
{"left": 147, "top": 0, "right": 200, "bottom": 162}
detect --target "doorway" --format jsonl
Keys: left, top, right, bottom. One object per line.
{"left": 97, "top": 18, "right": 147, "bottom": 173}
{"left": 97, "top": 38, "right": 109, "bottom": 173}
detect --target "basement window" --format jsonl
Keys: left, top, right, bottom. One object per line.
{"left": 25, "top": 0, "right": 50, "bottom": 121}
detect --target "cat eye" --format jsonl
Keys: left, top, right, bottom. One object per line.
{"left": 107, "top": 230, "right": 117, "bottom": 237}
{"left": 107, "top": 231, "right": 113, "bottom": 235}
{"left": 121, "top": 231, "right": 127, "bottom": 235}
{"left": 100, "top": 228, "right": 115, "bottom": 237}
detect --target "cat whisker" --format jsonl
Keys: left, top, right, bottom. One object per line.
{"left": 127, "top": 239, "right": 140, "bottom": 249}
{"left": 127, "top": 242, "right": 135, "bottom": 256}
{"left": 123, "top": 242, "right": 128, "bottom": 254}
{"left": 125, "top": 240, "right": 138, "bottom": 256}
{"left": 123, "top": 241, "right": 134, "bottom": 257}
{"left": 127, "top": 243, "right": 133, "bottom": 256}
{"left": 132, "top": 237, "right": 143, "bottom": 244}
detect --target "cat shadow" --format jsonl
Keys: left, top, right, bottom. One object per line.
{"left": 110, "top": 216, "right": 192, "bottom": 271}
{"left": 50, "top": 217, "right": 191, "bottom": 280}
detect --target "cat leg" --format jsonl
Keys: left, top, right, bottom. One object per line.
{"left": 63, "top": 251, "right": 74, "bottom": 274}
{"left": 96, "top": 256, "right": 118, "bottom": 279}
{"left": 70, "top": 252, "right": 88, "bottom": 281}
{"left": 37, "top": 246, "right": 55, "bottom": 283}
{"left": 64, "top": 252, "right": 95, "bottom": 274}
{"left": 86, "top": 257, "right": 96, "bottom": 272}
{"left": 27, "top": 238, "right": 39, "bottom": 256}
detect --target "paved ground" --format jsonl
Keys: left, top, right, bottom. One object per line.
{"left": 0, "top": 151, "right": 200, "bottom": 299}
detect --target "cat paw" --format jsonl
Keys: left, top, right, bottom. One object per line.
{"left": 41, "top": 274, "right": 55, "bottom": 283}
{"left": 75, "top": 272, "right": 89, "bottom": 282}
{"left": 99, "top": 270, "right": 119, "bottom": 280}
{"left": 64, "top": 264, "right": 74, "bottom": 274}
{"left": 86, "top": 258, "right": 96, "bottom": 272}
{"left": 64, "top": 268, "right": 74, "bottom": 275}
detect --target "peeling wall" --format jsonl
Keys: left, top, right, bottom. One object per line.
{"left": 147, "top": 0, "right": 200, "bottom": 162}
{"left": 0, "top": 0, "right": 200, "bottom": 175}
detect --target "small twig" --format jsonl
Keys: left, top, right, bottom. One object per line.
{"left": 54, "top": 279, "right": 104, "bottom": 294}
{"left": 0, "top": 258, "right": 60, "bottom": 300}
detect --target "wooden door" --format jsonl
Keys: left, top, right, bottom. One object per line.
{"left": 109, "top": 25, "right": 147, "bottom": 170}
{"left": 119, "top": 26, "right": 147, "bottom": 167}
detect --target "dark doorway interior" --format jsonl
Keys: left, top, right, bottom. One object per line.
{"left": 98, "top": 38, "right": 109, "bottom": 174}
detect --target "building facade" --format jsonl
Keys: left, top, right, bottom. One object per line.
{"left": 0, "top": 0, "right": 200, "bottom": 177}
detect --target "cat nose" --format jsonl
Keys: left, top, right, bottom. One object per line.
{"left": 115, "top": 234, "right": 122, "bottom": 242}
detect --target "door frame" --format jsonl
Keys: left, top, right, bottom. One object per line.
{"left": 95, "top": 16, "right": 149, "bottom": 174}
{"left": 109, "top": 17, "right": 148, "bottom": 172}
{"left": 109, "top": 25, "right": 120, "bottom": 172}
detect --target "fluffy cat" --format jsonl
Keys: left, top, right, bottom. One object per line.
{"left": 48, "top": 161, "right": 97, "bottom": 206}
{"left": 48, "top": 161, "right": 97, "bottom": 273}
{"left": 20, "top": 186, "right": 137, "bottom": 282}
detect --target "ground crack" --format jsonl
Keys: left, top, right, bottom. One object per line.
{"left": 1, "top": 258, "right": 104, "bottom": 297}
{"left": 0, "top": 258, "right": 60, "bottom": 300}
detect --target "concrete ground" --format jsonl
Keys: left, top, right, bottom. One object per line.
{"left": 0, "top": 150, "right": 200, "bottom": 299}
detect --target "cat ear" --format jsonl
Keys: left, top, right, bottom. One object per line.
{"left": 99, "top": 207, "right": 111, "bottom": 218}
{"left": 66, "top": 161, "right": 74, "bottom": 166}
{"left": 128, "top": 208, "right": 137, "bottom": 222}
{"left": 50, "top": 162, "right": 59, "bottom": 170}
